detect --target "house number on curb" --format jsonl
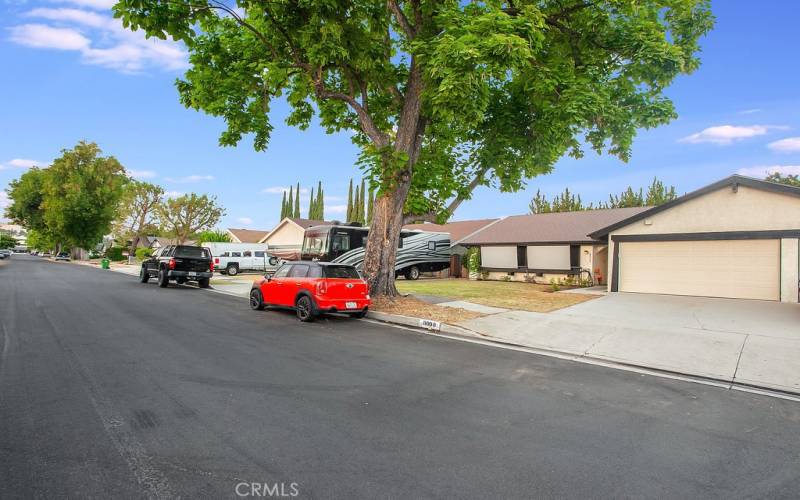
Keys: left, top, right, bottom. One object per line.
{"left": 419, "top": 319, "right": 441, "bottom": 331}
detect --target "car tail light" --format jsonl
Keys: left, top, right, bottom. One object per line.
{"left": 209, "top": 260, "right": 214, "bottom": 272}
{"left": 316, "top": 281, "right": 327, "bottom": 295}
{"left": 215, "top": 257, "right": 219, "bottom": 264}
{"left": 168, "top": 258, "right": 176, "bottom": 270}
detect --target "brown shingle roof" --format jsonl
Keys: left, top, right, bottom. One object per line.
{"left": 291, "top": 218, "right": 333, "bottom": 229}
{"left": 227, "top": 228, "right": 270, "bottom": 243}
{"left": 403, "top": 218, "right": 499, "bottom": 244}
{"left": 461, "top": 207, "right": 650, "bottom": 245}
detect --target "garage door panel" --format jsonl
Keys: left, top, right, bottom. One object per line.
{"left": 619, "top": 240, "right": 780, "bottom": 301}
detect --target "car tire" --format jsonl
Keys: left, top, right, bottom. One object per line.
{"left": 139, "top": 266, "right": 149, "bottom": 283}
{"left": 404, "top": 265, "right": 420, "bottom": 280}
{"left": 349, "top": 309, "right": 368, "bottom": 319}
{"left": 295, "top": 295, "right": 315, "bottom": 322}
{"left": 226, "top": 264, "right": 239, "bottom": 276}
{"left": 249, "top": 289, "right": 265, "bottom": 310}
{"left": 158, "top": 268, "right": 169, "bottom": 288}
{"left": 198, "top": 278, "right": 210, "bottom": 288}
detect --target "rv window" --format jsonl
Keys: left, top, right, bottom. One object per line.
{"left": 332, "top": 233, "right": 350, "bottom": 252}
{"left": 243, "top": 251, "right": 252, "bottom": 257}
{"left": 231, "top": 252, "right": 242, "bottom": 257}
{"left": 302, "top": 232, "right": 328, "bottom": 256}
{"left": 427, "top": 241, "right": 436, "bottom": 251}
{"left": 254, "top": 251, "right": 265, "bottom": 258}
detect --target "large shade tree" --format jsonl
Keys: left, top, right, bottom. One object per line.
{"left": 115, "top": 179, "right": 165, "bottom": 254}
{"left": 115, "top": 0, "right": 713, "bottom": 296}
{"left": 158, "top": 193, "right": 226, "bottom": 244}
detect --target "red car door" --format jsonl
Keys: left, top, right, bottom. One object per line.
{"left": 263, "top": 264, "right": 292, "bottom": 306}
{"left": 287, "top": 264, "right": 311, "bottom": 302}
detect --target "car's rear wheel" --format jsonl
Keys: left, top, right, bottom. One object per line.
{"left": 158, "top": 268, "right": 169, "bottom": 288}
{"left": 198, "top": 277, "right": 210, "bottom": 288}
{"left": 405, "top": 265, "right": 420, "bottom": 280}
{"left": 226, "top": 264, "right": 239, "bottom": 276}
{"left": 139, "top": 266, "right": 149, "bottom": 283}
{"left": 249, "top": 289, "right": 265, "bottom": 310}
{"left": 295, "top": 295, "right": 315, "bottom": 322}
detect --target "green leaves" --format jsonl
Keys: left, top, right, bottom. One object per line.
{"left": 113, "top": 0, "right": 713, "bottom": 225}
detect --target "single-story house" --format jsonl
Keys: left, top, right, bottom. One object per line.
{"left": 404, "top": 218, "right": 500, "bottom": 277}
{"left": 259, "top": 217, "right": 332, "bottom": 260}
{"left": 461, "top": 207, "right": 649, "bottom": 285}
{"left": 227, "top": 227, "right": 270, "bottom": 243}
{"left": 144, "top": 236, "right": 195, "bottom": 249}
{"left": 590, "top": 175, "right": 800, "bottom": 303}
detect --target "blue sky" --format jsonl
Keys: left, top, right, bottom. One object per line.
{"left": 2, "top": 0, "right": 799, "bottom": 230}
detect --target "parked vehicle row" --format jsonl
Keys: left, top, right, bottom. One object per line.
{"left": 0, "top": 249, "right": 11, "bottom": 259}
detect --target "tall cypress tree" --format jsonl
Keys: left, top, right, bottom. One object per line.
{"left": 287, "top": 186, "right": 294, "bottom": 219}
{"left": 294, "top": 182, "right": 300, "bottom": 218}
{"left": 280, "top": 190, "right": 287, "bottom": 219}
{"left": 308, "top": 187, "right": 315, "bottom": 219}
{"left": 367, "top": 188, "right": 374, "bottom": 225}
{"left": 358, "top": 178, "right": 366, "bottom": 223}
{"left": 346, "top": 178, "right": 353, "bottom": 222}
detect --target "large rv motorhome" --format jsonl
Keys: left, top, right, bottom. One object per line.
{"left": 300, "top": 223, "right": 450, "bottom": 280}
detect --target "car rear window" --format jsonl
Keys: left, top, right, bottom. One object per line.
{"left": 174, "top": 246, "right": 210, "bottom": 259}
{"left": 323, "top": 265, "right": 360, "bottom": 279}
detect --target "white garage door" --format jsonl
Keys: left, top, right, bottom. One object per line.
{"left": 618, "top": 239, "right": 780, "bottom": 301}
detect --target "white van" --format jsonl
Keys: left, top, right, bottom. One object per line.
{"left": 202, "top": 242, "right": 282, "bottom": 276}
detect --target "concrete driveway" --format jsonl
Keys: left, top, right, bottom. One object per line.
{"left": 458, "top": 293, "right": 800, "bottom": 394}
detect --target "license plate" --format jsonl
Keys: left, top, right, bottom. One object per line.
{"left": 188, "top": 272, "right": 196, "bottom": 277}
{"left": 346, "top": 301, "right": 357, "bottom": 309}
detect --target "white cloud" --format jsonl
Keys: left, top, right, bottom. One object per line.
{"left": 327, "top": 204, "right": 347, "bottom": 214}
{"left": 236, "top": 217, "right": 253, "bottom": 225}
{"left": 0, "top": 158, "right": 45, "bottom": 171}
{"left": 9, "top": 7, "right": 188, "bottom": 73}
{"left": 324, "top": 195, "right": 345, "bottom": 202}
{"left": 736, "top": 165, "right": 800, "bottom": 178}
{"left": 767, "top": 137, "right": 800, "bottom": 153}
{"left": 52, "top": 0, "right": 117, "bottom": 9}
{"left": 679, "top": 125, "right": 786, "bottom": 145}
{"left": 261, "top": 186, "right": 309, "bottom": 195}
{"left": 738, "top": 108, "right": 761, "bottom": 115}
{"left": 128, "top": 169, "right": 156, "bottom": 179}
{"left": 9, "top": 24, "right": 90, "bottom": 50}
{"left": 164, "top": 174, "right": 214, "bottom": 183}
{"left": 164, "top": 191, "right": 183, "bottom": 198}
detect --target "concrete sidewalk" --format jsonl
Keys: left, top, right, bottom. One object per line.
{"left": 456, "top": 294, "right": 800, "bottom": 394}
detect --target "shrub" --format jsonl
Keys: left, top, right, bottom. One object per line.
{"left": 105, "top": 246, "right": 125, "bottom": 261}
{"left": 549, "top": 278, "right": 561, "bottom": 292}
{"left": 135, "top": 247, "right": 153, "bottom": 261}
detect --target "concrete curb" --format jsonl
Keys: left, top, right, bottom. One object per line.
{"left": 365, "top": 311, "right": 800, "bottom": 402}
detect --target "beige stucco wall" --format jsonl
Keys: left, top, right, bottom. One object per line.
{"left": 264, "top": 221, "right": 305, "bottom": 246}
{"left": 606, "top": 185, "right": 800, "bottom": 302}
{"left": 781, "top": 238, "right": 800, "bottom": 303}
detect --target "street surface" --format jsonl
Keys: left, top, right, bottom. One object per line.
{"left": 1, "top": 255, "right": 799, "bottom": 498}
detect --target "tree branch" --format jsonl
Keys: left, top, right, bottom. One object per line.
{"left": 387, "top": 0, "right": 416, "bottom": 38}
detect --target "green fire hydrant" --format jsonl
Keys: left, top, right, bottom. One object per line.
{"left": 101, "top": 258, "right": 110, "bottom": 270}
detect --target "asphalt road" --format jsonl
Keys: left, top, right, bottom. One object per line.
{"left": 1, "top": 255, "right": 799, "bottom": 499}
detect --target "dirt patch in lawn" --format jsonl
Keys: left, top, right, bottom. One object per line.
{"left": 396, "top": 279, "right": 598, "bottom": 313}
{"left": 371, "top": 296, "right": 484, "bottom": 325}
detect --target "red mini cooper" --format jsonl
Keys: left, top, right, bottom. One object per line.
{"left": 249, "top": 261, "right": 370, "bottom": 321}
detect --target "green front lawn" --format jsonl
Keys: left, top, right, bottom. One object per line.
{"left": 396, "top": 278, "right": 596, "bottom": 312}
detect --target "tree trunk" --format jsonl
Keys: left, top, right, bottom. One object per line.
{"left": 362, "top": 176, "right": 412, "bottom": 297}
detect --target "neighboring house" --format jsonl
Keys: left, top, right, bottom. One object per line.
{"left": 590, "top": 174, "right": 800, "bottom": 303}
{"left": 227, "top": 228, "right": 270, "bottom": 243}
{"left": 461, "top": 207, "right": 648, "bottom": 285}
{"left": 146, "top": 236, "right": 195, "bottom": 249}
{"left": 259, "top": 217, "right": 332, "bottom": 260}
{"left": 404, "top": 218, "right": 499, "bottom": 277}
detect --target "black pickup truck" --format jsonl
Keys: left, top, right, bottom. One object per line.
{"left": 139, "top": 245, "right": 213, "bottom": 288}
